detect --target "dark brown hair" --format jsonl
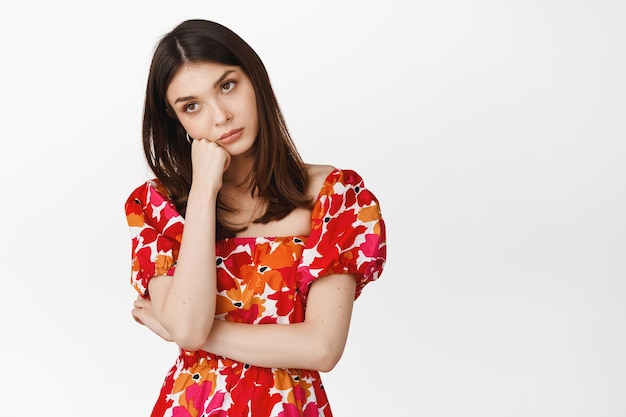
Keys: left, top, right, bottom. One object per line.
{"left": 142, "top": 19, "right": 311, "bottom": 239}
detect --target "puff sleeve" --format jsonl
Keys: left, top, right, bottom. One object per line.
{"left": 124, "top": 180, "right": 185, "bottom": 298}
{"left": 298, "top": 169, "right": 387, "bottom": 301}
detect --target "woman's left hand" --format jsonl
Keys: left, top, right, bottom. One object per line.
{"left": 132, "top": 295, "right": 174, "bottom": 342}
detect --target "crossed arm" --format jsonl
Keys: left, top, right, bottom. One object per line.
{"left": 132, "top": 272, "right": 356, "bottom": 372}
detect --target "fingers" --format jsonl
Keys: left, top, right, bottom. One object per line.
{"left": 131, "top": 308, "right": 144, "bottom": 325}
{"left": 190, "top": 138, "right": 230, "bottom": 189}
{"left": 191, "top": 137, "right": 226, "bottom": 153}
{"left": 134, "top": 296, "right": 148, "bottom": 308}
{"left": 132, "top": 295, "right": 148, "bottom": 325}
{"left": 193, "top": 138, "right": 229, "bottom": 155}
{"left": 222, "top": 149, "right": 232, "bottom": 172}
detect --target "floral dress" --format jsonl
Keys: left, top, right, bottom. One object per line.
{"left": 125, "top": 169, "right": 387, "bottom": 417}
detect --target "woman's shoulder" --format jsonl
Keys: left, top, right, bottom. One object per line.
{"left": 305, "top": 163, "right": 337, "bottom": 198}
{"left": 125, "top": 178, "right": 179, "bottom": 219}
{"left": 305, "top": 164, "right": 369, "bottom": 199}
{"left": 126, "top": 178, "right": 168, "bottom": 202}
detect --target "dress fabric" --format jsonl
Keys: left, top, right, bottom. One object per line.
{"left": 125, "top": 168, "right": 387, "bottom": 417}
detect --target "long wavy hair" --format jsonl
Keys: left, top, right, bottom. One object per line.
{"left": 142, "top": 19, "right": 312, "bottom": 239}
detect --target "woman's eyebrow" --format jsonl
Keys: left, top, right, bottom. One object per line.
{"left": 214, "top": 70, "right": 235, "bottom": 88}
{"left": 174, "top": 95, "right": 197, "bottom": 104}
{"left": 173, "top": 70, "right": 237, "bottom": 104}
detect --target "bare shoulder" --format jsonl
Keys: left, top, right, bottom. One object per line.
{"left": 305, "top": 163, "right": 337, "bottom": 198}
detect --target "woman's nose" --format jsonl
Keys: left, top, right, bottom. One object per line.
{"left": 211, "top": 101, "right": 232, "bottom": 126}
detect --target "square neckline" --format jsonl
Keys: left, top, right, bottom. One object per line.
{"left": 221, "top": 168, "right": 341, "bottom": 241}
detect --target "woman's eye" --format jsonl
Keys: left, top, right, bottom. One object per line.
{"left": 222, "top": 81, "right": 236, "bottom": 92}
{"left": 184, "top": 103, "right": 199, "bottom": 113}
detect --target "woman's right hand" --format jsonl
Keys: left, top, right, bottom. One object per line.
{"left": 190, "top": 138, "right": 231, "bottom": 193}
{"left": 132, "top": 295, "right": 174, "bottom": 342}
{"left": 149, "top": 137, "right": 225, "bottom": 351}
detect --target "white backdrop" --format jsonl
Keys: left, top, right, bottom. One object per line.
{"left": 1, "top": 1, "right": 625, "bottom": 416}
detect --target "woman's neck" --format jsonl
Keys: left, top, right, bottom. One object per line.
{"left": 222, "top": 155, "right": 255, "bottom": 189}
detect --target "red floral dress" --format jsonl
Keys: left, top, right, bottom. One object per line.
{"left": 125, "top": 169, "right": 387, "bottom": 417}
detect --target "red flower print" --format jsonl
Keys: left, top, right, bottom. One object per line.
{"left": 125, "top": 169, "right": 386, "bottom": 417}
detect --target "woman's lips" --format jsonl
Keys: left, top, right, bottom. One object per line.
{"left": 218, "top": 128, "right": 243, "bottom": 144}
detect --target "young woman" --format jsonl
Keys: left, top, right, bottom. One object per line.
{"left": 125, "top": 19, "right": 387, "bottom": 417}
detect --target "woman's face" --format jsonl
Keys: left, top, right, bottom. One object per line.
{"left": 166, "top": 62, "right": 259, "bottom": 157}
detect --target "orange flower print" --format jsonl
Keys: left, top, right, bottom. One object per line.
{"left": 216, "top": 283, "right": 266, "bottom": 322}
{"left": 125, "top": 169, "right": 386, "bottom": 417}
{"left": 172, "top": 363, "right": 218, "bottom": 397}
{"left": 155, "top": 253, "right": 174, "bottom": 276}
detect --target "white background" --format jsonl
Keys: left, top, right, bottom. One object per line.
{"left": 0, "top": 1, "right": 625, "bottom": 416}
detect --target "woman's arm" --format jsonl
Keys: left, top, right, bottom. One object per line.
{"left": 145, "top": 140, "right": 229, "bottom": 351}
{"left": 133, "top": 273, "right": 356, "bottom": 371}
{"left": 146, "top": 186, "right": 218, "bottom": 351}
{"left": 202, "top": 273, "right": 356, "bottom": 372}
{"left": 132, "top": 294, "right": 173, "bottom": 342}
